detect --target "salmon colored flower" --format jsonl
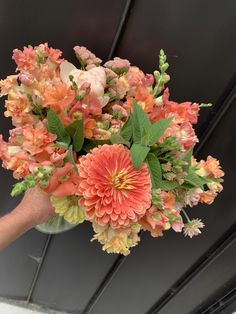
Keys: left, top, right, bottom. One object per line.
{"left": 77, "top": 144, "right": 152, "bottom": 228}
{"left": 159, "top": 121, "right": 198, "bottom": 150}
{"left": 199, "top": 190, "right": 216, "bottom": 204}
{"left": 139, "top": 205, "right": 168, "bottom": 237}
{"left": 44, "top": 162, "right": 80, "bottom": 197}
{"left": 0, "top": 75, "right": 18, "bottom": 96}
{"left": 12, "top": 46, "right": 37, "bottom": 71}
{"left": 22, "top": 122, "right": 56, "bottom": 156}
{"left": 5, "top": 90, "right": 31, "bottom": 120}
{"left": 204, "top": 156, "right": 224, "bottom": 178}
{"left": 43, "top": 83, "right": 75, "bottom": 114}
{"left": 162, "top": 88, "right": 199, "bottom": 124}
{"left": 84, "top": 118, "right": 96, "bottom": 138}
{"left": 126, "top": 86, "right": 154, "bottom": 113}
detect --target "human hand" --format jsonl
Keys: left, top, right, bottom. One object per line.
{"left": 15, "top": 186, "right": 55, "bottom": 226}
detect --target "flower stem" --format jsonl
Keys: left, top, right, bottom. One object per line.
{"left": 181, "top": 209, "right": 191, "bottom": 223}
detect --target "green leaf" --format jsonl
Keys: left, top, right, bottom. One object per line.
{"left": 182, "top": 148, "right": 193, "bottom": 164}
{"left": 132, "top": 99, "right": 152, "bottom": 143}
{"left": 65, "top": 120, "right": 81, "bottom": 137}
{"left": 184, "top": 168, "right": 204, "bottom": 189}
{"left": 130, "top": 143, "right": 150, "bottom": 169}
{"left": 156, "top": 180, "right": 179, "bottom": 191}
{"left": 67, "top": 145, "right": 79, "bottom": 174}
{"left": 47, "top": 109, "right": 70, "bottom": 144}
{"left": 149, "top": 117, "right": 173, "bottom": 145}
{"left": 110, "top": 133, "right": 130, "bottom": 147}
{"left": 73, "top": 119, "right": 84, "bottom": 152}
{"left": 120, "top": 116, "right": 132, "bottom": 142}
{"left": 145, "top": 153, "right": 162, "bottom": 188}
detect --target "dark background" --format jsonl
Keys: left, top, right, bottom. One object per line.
{"left": 0, "top": 1, "right": 236, "bottom": 313}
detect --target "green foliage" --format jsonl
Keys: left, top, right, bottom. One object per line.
{"left": 149, "top": 117, "right": 173, "bottom": 145}
{"left": 110, "top": 133, "right": 130, "bottom": 147}
{"left": 184, "top": 167, "right": 204, "bottom": 189}
{"left": 155, "top": 179, "right": 179, "bottom": 191}
{"left": 47, "top": 109, "right": 71, "bottom": 145}
{"left": 72, "top": 119, "right": 84, "bottom": 152}
{"left": 145, "top": 153, "right": 162, "bottom": 188}
{"left": 11, "top": 174, "right": 36, "bottom": 197}
{"left": 120, "top": 116, "right": 133, "bottom": 141}
{"left": 66, "top": 145, "right": 79, "bottom": 174}
{"left": 130, "top": 143, "right": 150, "bottom": 169}
{"left": 132, "top": 99, "right": 152, "bottom": 143}
{"left": 153, "top": 49, "right": 169, "bottom": 97}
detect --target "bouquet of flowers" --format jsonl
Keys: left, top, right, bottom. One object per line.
{"left": 0, "top": 43, "right": 224, "bottom": 255}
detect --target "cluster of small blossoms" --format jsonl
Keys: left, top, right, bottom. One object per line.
{"left": 0, "top": 43, "right": 224, "bottom": 255}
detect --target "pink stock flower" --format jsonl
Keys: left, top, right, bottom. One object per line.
{"left": 77, "top": 144, "right": 152, "bottom": 229}
{"left": 12, "top": 46, "right": 37, "bottom": 71}
{"left": 44, "top": 43, "right": 63, "bottom": 64}
{"left": 74, "top": 45, "right": 102, "bottom": 69}
{"left": 160, "top": 88, "right": 199, "bottom": 124}
{"left": 104, "top": 57, "right": 130, "bottom": 70}
{"left": 44, "top": 162, "right": 80, "bottom": 196}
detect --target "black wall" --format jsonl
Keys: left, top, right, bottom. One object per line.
{"left": 0, "top": 1, "right": 235, "bottom": 313}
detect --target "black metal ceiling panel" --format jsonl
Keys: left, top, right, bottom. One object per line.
{"left": 115, "top": 0, "right": 236, "bottom": 135}
{"left": 158, "top": 241, "right": 236, "bottom": 314}
{"left": 31, "top": 223, "right": 117, "bottom": 313}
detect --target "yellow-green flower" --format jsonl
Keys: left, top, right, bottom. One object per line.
{"left": 50, "top": 195, "right": 85, "bottom": 224}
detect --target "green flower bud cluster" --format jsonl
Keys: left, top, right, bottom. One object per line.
{"left": 153, "top": 49, "right": 170, "bottom": 97}
{"left": 11, "top": 174, "right": 36, "bottom": 197}
{"left": 151, "top": 189, "right": 163, "bottom": 208}
{"left": 33, "top": 166, "right": 54, "bottom": 187}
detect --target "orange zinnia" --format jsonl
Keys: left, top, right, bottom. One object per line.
{"left": 77, "top": 144, "right": 152, "bottom": 228}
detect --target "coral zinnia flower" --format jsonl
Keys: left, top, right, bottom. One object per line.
{"left": 77, "top": 144, "right": 152, "bottom": 229}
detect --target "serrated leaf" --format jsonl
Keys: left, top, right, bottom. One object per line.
{"left": 120, "top": 116, "right": 132, "bottom": 142}
{"left": 149, "top": 117, "right": 173, "bottom": 145}
{"left": 65, "top": 120, "right": 81, "bottom": 137}
{"left": 73, "top": 119, "right": 84, "bottom": 152}
{"left": 184, "top": 168, "right": 204, "bottom": 189}
{"left": 145, "top": 153, "right": 162, "bottom": 188}
{"left": 47, "top": 109, "right": 70, "bottom": 144}
{"left": 156, "top": 180, "right": 179, "bottom": 191}
{"left": 110, "top": 133, "right": 130, "bottom": 147}
{"left": 182, "top": 148, "right": 193, "bottom": 164}
{"left": 132, "top": 99, "right": 152, "bottom": 143}
{"left": 141, "top": 127, "right": 152, "bottom": 146}
{"left": 131, "top": 143, "right": 150, "bottom": 169}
